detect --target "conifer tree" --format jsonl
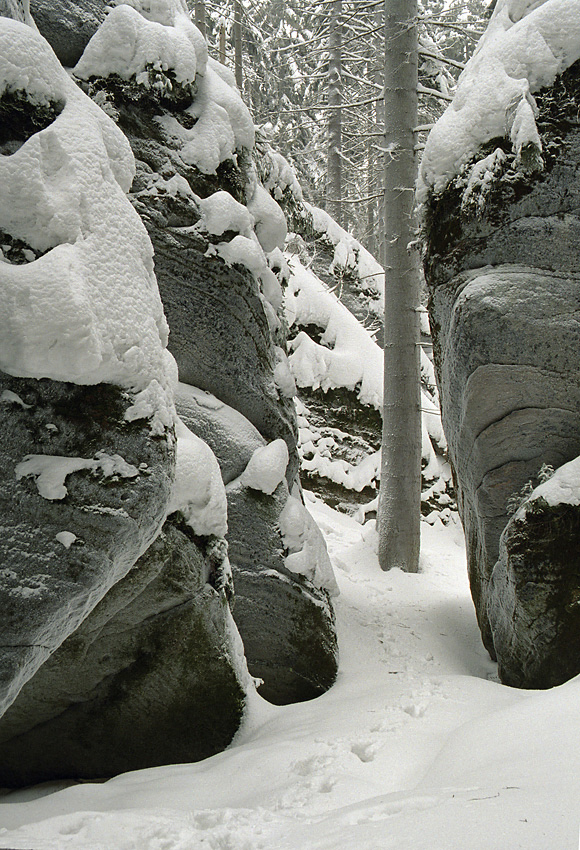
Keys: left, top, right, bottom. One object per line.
{"left": 378, "top": 0, "right": 421, "bottom": 572}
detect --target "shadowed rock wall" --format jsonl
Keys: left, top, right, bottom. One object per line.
{"left": 422, "top": 60, "right": 580, "bottom": 683}
{"left": 67, "top": 6, "right": 337, "bottom": 703}
{"left": 0, "top": 7, "right": 338, "bottom": 789}
{"left": 0, "top": 513, "right": 245, "bottom": 785}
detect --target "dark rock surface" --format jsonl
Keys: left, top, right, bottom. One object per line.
{"left": 5, "top": 4, "right": 337, "bottom": 722}
{"left": 488, "top": 496, "right": 580, "bottom": 689}
{"left": 177, "top": 384, "right": 338, "bottom": 702}
{"left": 132, "top": 188, "right": 298, "bottom": 483}
{"left": 0, "top": 513, "right": 246, "bottom": 786}
{"left": 0, "top": 372, "right": 174, "bottom": 719}
{"left": 422, "top": 60, "right": 580, "bottom": 676}
{"left": 31, "top": 0, "right": 106, "bottom": 67}
{"left": 109, "top": 114, "right": 299, "bottom": 483}
{"left": 226, "top": 479, "right": 338, "bottom": 704}
{"left": 176, "top": 382, "right": 264, "bottom": 485}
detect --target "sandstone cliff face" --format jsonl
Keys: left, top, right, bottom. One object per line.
{"left": 0, "top": 374, "right": 174, "bottom": 722}
{"left": 0, "top": 9, "right": 258, "bottom": 784}
{"left": 113, "top": 87, "right": 337, "bottom": 705}
{"left": 488, "top": 493, "right": 580, "bottom": 689}
{"left": 176, "top": 384, "right": 338, "bottom": 704}
{"left": 422, "top": 61, "right": 580, "bottom": 682}
{"left": 129, "top": 158, "right": 300, "bottom": 484}
{"left": 0, "top": 2, "right": 338, "bottom": 770}
{"left": 0, "top": 513, "right": 246, "bottom": 785}
{"left": 268, "top": 174, "right": 451, "bottom": 520}
{"left": 31, "top": 0, "right": 106, "bottom": 67}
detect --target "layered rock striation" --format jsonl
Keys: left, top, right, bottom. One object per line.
{"left": 0, "top": 10, "right": 253, "bottom": 784}
{"left": 422, "top": 57, "right": 580, "bottom": 684}
{"left": 0, "top": 0, "right": 338, "bottom": 782}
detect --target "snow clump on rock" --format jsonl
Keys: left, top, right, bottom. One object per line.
{"left": 239, "top": 439, "right": 289, "bottom": 495}
{"left": 419, "top": 0, "right": 580, "bottom": 200}
{"left": 0, "top": 17, "right": 177, "bottom": 433}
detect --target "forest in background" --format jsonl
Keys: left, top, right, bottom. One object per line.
{"left": 191, "top": 0, "right": 488, "bottom": 259}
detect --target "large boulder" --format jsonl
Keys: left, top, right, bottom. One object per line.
{"left": 422, "top": 60, "right": 580, "bottom": 672}
{"left": 226, "top": 479, "right": 338, "bottom": 704}
{"left": 73, "top": 55, "right": 299, "bottom": 483}
{"left": 131, "top": 191, "right": 299, "bottom": 481}
{"left": 176, "top": 382, "right": 338, "bottom": 703}
{"left": 176, "top": 382, "right": 264, "bottom": 484}
{"left": 488, "top": 460, "right": 580, "bottom": 689}
{"left": 0, "top": 513, "right": 247, "bottom": 786}
{"left": 0, "top": 373, "right": 174, "bottom": 720}
{"left": 0, "top": 12, "right": 250, "bottom": 782}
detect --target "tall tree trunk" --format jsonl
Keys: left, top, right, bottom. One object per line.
{"left": 219, "top": 23, "right": 226, "bottom": 65}
{"left": 194, "top": 0, "right": 206, "bottom": 37}
{"left": 378, "top": 0, "right": 421, "bottom": 572}
{"left": 366, "top": 130, "right": 376, "bottom": 256}
{"left": 326, "top": 0, "right": 342, "bottom": 226}
{"left": 234, "top": 0, "right": 243, "bottom": 92}
{"left": 4, "top": 0, "right": 34, "bottom": 25}
{"left": 368, "top": 14, "right": 384, "bottom": 261}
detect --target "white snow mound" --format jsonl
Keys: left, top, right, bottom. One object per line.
{"left": 170, "top": 418, "right": 228, "bottom": 538}
{"left": 306, "top": 202, "right": 385, "bottom": 305}
{"left": 74, "top": 3, "right": 202, "bottom": 87}
{"left": 76, "top": 4, "right": 252, "bottom": 177}
{"left": 279, "top": 494, "right": 339, "bottom": 595}
{"left": 16, "top": 451, "right": 139, "bottom": 500}
{"left": 157, "top": 59, "right": 254, "bottom": 174}
{"left": 239, "top": 439, "right": 289, "bottom": 495}
{"left": 247, "top": 183, "right": 287, "bottom": 253}
{"left": 419, "top": 0, "right": 580, "bottom": 199}
{"left": 196, "top": 190, "right": 254, "bottom": 237}
{"left": 518, "top": 455, "right": 580, "bottom": 516}
{"left": 0, "top": 19, "right": 176, "bottom": 434}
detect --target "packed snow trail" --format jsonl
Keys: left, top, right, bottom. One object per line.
{"left": 0, "top": 498, "right": 578, "bottom": 849}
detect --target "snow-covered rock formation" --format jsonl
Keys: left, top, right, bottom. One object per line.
{"left": 0, "top": 4, "right": 322, "bottom": 784}
{"left": 4, "top": 0, "right": 338, "bottom": 721}
{"left": 73, "top": 0, "right": 338, "bottom": 707}
{"left": 421, "top": 0, "right": 580, "bottom": 686}
{"left": 258, "top": 148, "right": 452, "bottom": 519}
{"left": 177, "top": 383, "right": 338, "bottom": 705}
{"left": 488, "top": 458, "right": 580, "bottom": 688}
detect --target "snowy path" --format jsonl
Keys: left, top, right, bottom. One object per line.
{"left": 1, "top": 496, "right": 579, "bottom": 849}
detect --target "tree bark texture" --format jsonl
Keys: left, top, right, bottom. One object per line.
{"left": 194, "top": 0, "right": 206, "bottom": 37}
{"left": 378, "top": 0, "right": 421, "bottom": 572}
{"left": 326, "top": 0, "right": 342, "bottom": 226}
{"left": 234, "top": 0, "right": 243, "bottom": 92}
{"left": 219, "top": 23, "right": 226, "bottom": 66}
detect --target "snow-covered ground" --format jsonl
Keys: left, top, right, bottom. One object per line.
{"left": 1, "top": 498, "right": 578, "bottom": 849}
